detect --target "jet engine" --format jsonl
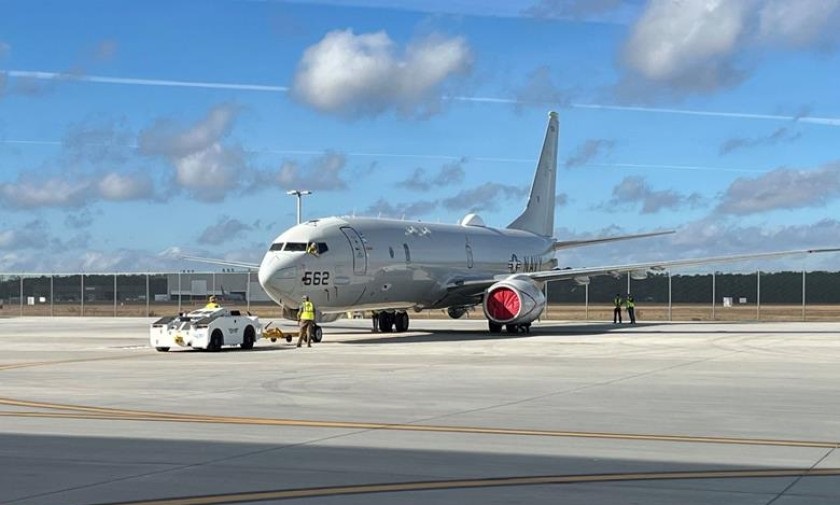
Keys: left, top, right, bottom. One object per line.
{"left": 482, "top": 275, "right": 546, "bottom": 325}
{"left": 630, "top": 269, "right": 648, "bottom": 280}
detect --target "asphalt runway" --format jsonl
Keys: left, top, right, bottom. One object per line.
{"left": 2, "top": 316, "right": 840, "bottom": 504}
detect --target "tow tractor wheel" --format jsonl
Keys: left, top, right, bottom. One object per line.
{"left": 241, "top": 326, "right": 256, "bottom": 350}
{"left": 488, "top": 321, "right": 503, "bottom": 334}
{"left": 311, "top": 325, "right": 323, "bottom": 343}
{"left": 208, "top": 330, "right": 223, "bottom": 352}
{"left": 394, "top": 311, "right": 409, "bottom": 332}
{"left": 155, "top": 347, "right": 170, "bottom": 352}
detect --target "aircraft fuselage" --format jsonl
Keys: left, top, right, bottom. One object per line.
{"left": 258, "top": 216, "right": 556, "bottom": 313}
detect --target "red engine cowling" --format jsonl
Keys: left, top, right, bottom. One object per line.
{"left": 482, "top": 275, "right": 546, "bottom": 325}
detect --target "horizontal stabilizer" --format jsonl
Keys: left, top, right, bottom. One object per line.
{"left": 554, "top": 230, "right": 674, "bottom": 251}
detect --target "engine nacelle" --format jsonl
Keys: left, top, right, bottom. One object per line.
{"left": 482, "top": 275, "right": 546, "bottom": 325}
{"left": 630, "top": 269, "right": 648, "bottom": 280}
{"left": 447, "top": 306, "right": 470, "bottom": 319}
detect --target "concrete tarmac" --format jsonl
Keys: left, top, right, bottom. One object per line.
{"left": 2, "top": 316, "right": 840, "bottom": 504}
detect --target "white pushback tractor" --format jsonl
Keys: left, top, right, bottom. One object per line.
{"left": 150, "top": 307, "right": 266, "bottom": 352}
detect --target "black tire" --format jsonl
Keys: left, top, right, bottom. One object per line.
{"left": 241, "top": 326, "right": 255, "bottom": 350}
{"left": 394, "top": 311, "right": 409, "bottom": 332}
{"left": 488, "top": 321, "right": 502, "bottom": 334}
{"left": 378, "top": 313, "right": 394, "bottom": 333}
{"left": 506, "top": 324, "right": 520, "bottom": 334}
{"left": 311, "top": 325, "right": 323, "bottom": 343}
{"left": 155, "top": 347, "right": 170, "bottom": 352}
{"left": 285, "top": 335, "right": 292, "bottom": 342}
{"left": 207, "top": 330, "right": 223, "bottom": 352}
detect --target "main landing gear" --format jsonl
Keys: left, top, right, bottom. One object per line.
{"left": 372, "top": 311, "right": 410, "bottom": 333}
{"left": 488, "top": 321, "right": 531, "bottom": 334}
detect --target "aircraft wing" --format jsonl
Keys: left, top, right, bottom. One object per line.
{"left": 446, "top": 247, "right": 840, "bottom": 294}
{"left": 553, "top": 230, "right": 674, "bottom": 251}
{"left": 180, "top": 255, "right": 261, "bottom": 270}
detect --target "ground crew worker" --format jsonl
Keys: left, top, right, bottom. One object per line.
{"left": 626, "top": 294, "right": 636, "bottom": 324}
{"left": 205, "top": 295, "right": 220, "bottom": 309}
{"left": 298, "top": 295, "right": 315, "bottom": 348}
{"left": 613, "top": 293, "right": 623, "bottom": 324}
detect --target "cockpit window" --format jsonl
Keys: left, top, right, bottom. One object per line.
{"left": 270, "top": 242, "right": 329, "bottom": 254}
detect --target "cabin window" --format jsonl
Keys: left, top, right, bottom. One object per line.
{"left": 403, "top": 243, "right": 411, "bottom": 264}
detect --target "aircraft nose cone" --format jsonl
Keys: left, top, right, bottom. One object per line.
{"left": 258, "top": 253, "right": 298, "bottom": 305}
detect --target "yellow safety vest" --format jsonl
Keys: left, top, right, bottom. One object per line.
{"left": 614, "top": 297, "right": 622, "bottom": 308}
{"left": 300, "top": 301, "right": 315, "bottom": 321}
{"left": 627, "top": 298, "right": 635, "bottom": 309}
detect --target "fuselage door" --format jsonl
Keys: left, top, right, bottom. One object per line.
{"left": 340, "top": 226, "right": 367, "bottom": 276}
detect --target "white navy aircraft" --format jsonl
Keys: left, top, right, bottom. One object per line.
{"left": 188, "top": 112, "right": 838, "bottom": 334}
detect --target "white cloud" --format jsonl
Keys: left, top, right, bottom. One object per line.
{"left": 174, "top": 143, "right": 244, "bottom": 202}
{"left": 198, "top": 216, "right": 252, "bottom": 245}
{"left": 618, "top": 0, "right": 840, "bottom": 97}
{"left": 270, "top": 151, "right": 348, "bottom": 191}
{"left": 0, "top": 177, "right": 93, "bottom": 209}
{"left": 757, "top": 0, "right": 840, "bottom": 48}
{"left": 292, "top": 29, "right": 472, "bottom": 118}
{"left": 716, "top": 163, "right": 840, "bottom": 215}
{"left": 607, "top": 176, "right": 705, "bottom": 214}
{"left": 398, "top": 159, "right": 466, "bottom": 191}
{"left": 98, "top": 172, "right": 155, "bottom": 201}
{"left": 139, "top": 103, "right": 240, "bottom": 158}
{"left": 0, "top": 221, "right": 46, "bottom": 250}
{"left": 565, "top": 139, "right": 615, "bottom": 168}
{"left": 621, "top": 0, "right": 748, "bottom": 94}
{"left": 363, "top": 198, "right": 438, "bottom": 218}
{"left": 0, "top": 171, "right": 156, "bottom": 209}
{"left": 442, "top": 183, "right": 528, "bottom": 212}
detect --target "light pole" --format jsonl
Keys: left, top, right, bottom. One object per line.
{"left": 286, "top": 190, "right": 312, "bottom": 224}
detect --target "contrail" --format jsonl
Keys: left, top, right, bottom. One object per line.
{"left": 0, "top": 139, "right": 765, "bottom": 172}
{"left": 5, "top": 69, "right": 840, "bottom": 126}
{"left": 5, "top": 70, "right": 288, "bottom": 92}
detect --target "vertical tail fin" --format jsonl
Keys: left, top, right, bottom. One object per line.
{"left": 507, "top": 111, "right": 559, "bottom": 237}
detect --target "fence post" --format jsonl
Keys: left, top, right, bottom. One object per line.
{"left": 19, "top": 276, "right": 23, "bottom": 317}
{"left": 584, "top": 282, "right": 589, "bottom": 321}
{"left": 114, "top": 274, "right": 118, "bottom": 317}
{"left": 81, "top": 275, "right": 85, "bottom": 317}
{"left": 756, "top": 270, "right": 761, "bottom": 321}
{"left": 711, "top": 270, "right": 716, "bottom": 321}
{"left": 668, "top": 270, "right": 672, "bottom": 322}
{"left": 50, "top": 275, "right": 54, "bottom": 317}
{"left": 246, "top": 271, "right": 251, "bottom": 312}
{"left": 146, "top": 274, "right": 150, "bottom": 317}
{"left": 802, "top": 269, "right": 806, "bottom": 322}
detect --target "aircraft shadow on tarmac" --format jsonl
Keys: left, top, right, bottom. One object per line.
{"left": 338, "top": 322, "right": 662, "bottom": 344}
{"left": 337, "top": 320, "right": 840, "bottom": 345}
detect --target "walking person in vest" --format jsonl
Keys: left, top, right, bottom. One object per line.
{"left": 626, "top": 294, "right": 636, "bottom": 324}
{"left": 298, "top": 295, "right": 315, "bottom": 348}
{"left": 613, "top": 293, "right": 623, "bottom": 324}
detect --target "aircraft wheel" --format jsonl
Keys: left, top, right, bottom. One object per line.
{"left": 378, "top": 313, "right": 394, "bottom": 333}
{"left": 394, "top": 311, "right": 409, "bottom": 332}
{"left": 488, "top": 321, "right": 502, "bottom": 334}
{"left": 155, "top": 347, "right": 170, "bottom": 352}
{"left": 311, "top": 325, "right": 323, "bottom": 343}
{"left": 506, "top": 324, "right": 520, "bottom": 334}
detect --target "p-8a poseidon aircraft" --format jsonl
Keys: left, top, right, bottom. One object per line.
{"left": 188, "top": 112, "right": 837, "bottom": 335}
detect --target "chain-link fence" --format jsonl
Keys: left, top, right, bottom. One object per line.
{"left": 1, "top": 269, "right": 839, "bottom": 321}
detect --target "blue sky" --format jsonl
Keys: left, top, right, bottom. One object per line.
{"left": 1, "top": 0, "right": 840, "bottom": 273}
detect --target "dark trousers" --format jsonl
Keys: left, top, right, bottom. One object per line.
{"left": 613, "top": 307, "right": 622, "bottom": 323}
{"left": 627, "top": 307, "right": 636, "bottom": 324}
{"left": 298, "top": 320, "right": 314, "bottom": 347}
